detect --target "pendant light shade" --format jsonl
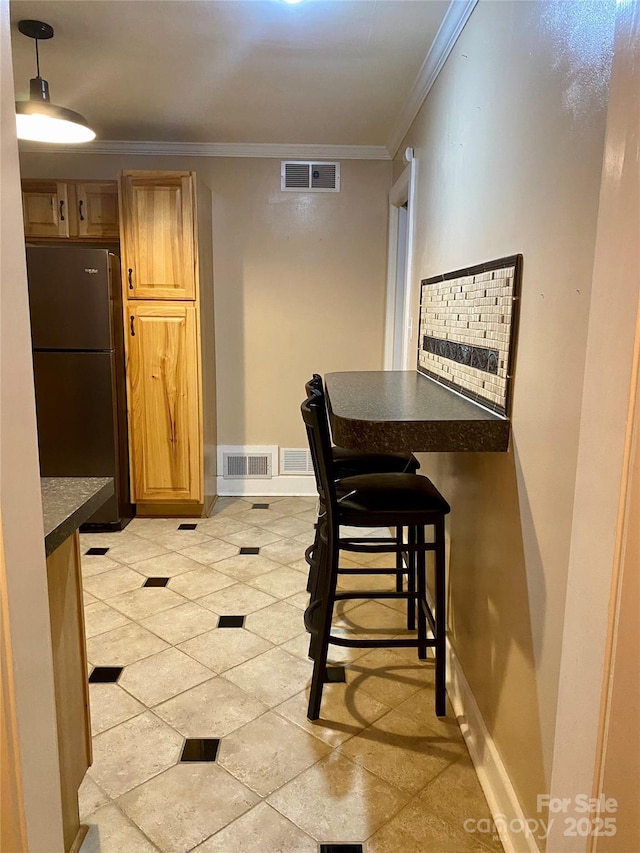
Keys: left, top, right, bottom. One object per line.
{"left": 15, "top": 20, "right": 96, "bottom": 144}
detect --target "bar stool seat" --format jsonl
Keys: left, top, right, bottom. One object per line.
{"left": 335, "top": 472, "right": 448, "bottom": 522}
{"left": 301, "top": 389, "right": 451, "bottom": 721}
{"left": 304, "top": 374, "right": 419, "bottom": 598}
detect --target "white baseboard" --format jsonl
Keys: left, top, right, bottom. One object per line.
{"left": 216, "top": 474, "right": 317, "bottom": 497}
{"left": 447, "top": 643, "right": 541, "bottom": 853}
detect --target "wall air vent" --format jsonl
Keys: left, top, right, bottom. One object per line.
{"left": 280, "top": 448, "right": 314, "bottom": 475}
{"left": 220, "top": 446, "right": 277, "bottom": 479}
{"left": 281, "top": 161, "right": 340, "bottom": 193}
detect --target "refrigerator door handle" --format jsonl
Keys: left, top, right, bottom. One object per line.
{"left": 130, "top": 315, "right": 135, "bottom": 336}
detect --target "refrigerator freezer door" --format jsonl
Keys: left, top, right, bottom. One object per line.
{"left": 27, "top": 246, "right": 113, "bottom": 351}
{"left": 33, "top": 351, "right": 124, "bottom": 524}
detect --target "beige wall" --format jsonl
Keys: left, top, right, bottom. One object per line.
{"left": 397, "top": 0, "right": 615, "bottom": 826}
{"left": 548, "top": 4, "right": 640, "bottom": 848}
{"left": 19, "top": 153, "right": 392, "bottom": 449}
{"left": 1, "top": 2, "right": 65, "bottom": 848}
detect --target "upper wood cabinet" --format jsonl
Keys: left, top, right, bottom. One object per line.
{"left": 126, "top": 303, "right": 202, "bottom": 502}
{"left": 75, "top": 182, "right": 119, "bottom": 239}
{"left": 22, "top": 180, "right": 70, "bottom": 238}
{"left": 21, "top": 180, "right": 119, "bottom": 240}
{"left": 119, "top": 172, "right": 196, "bottom": 300}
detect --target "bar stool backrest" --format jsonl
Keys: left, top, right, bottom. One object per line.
{"left": 301, "top": 390, "right": 338, "bottom": 524}
{"left": 305, "top": 374, "right": 338, "bottom": 448}
{"left": 304, "top": 374, "right": 323, "bottom": 397}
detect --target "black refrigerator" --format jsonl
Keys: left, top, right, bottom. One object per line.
{"left": 26, "top": 246, "right": 133, "bottom": 529}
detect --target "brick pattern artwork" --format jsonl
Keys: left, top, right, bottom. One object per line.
{"left": 418, "top": 257, "right": 521, "bottom": 415}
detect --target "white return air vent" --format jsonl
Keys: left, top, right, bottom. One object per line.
{"left": 219, "top": 446, "right": 278, "bottom": 480}
{"left": 281, "top": 161, "right": 340, "bottom": 193}
{"left": 280, "top": 448, "right": 314, "bottom": 475}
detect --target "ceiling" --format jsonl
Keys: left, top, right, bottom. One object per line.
{"left": 9, "top": 0, "right": 451, "bottom": 150}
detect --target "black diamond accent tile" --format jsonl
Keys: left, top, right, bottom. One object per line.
{"left": 239, "top": 546, "right": 260, "bottom": 555}
{"left": 178, "top": 523, "right": 198, "bottom": 530}
{"left": 218, "top": 615, "right": 245, "bottom": 628}
{"left": 89, "top": 666, "right": 123, "bottom": 684}
{"left": 325, "top": 666, "right": 346, "bottom": 683}
{"left": 319, "top": 846, "right": 364, "bottom": 853}
{"left": 252, "top": 503, "right": 270, "bottom": 509}
{"left": 180, "top": 738, "right": 220, "bottom": 762}
{"left": 143, "top": 577, "right": 169, "bottom": 587}
{"left": 86, "top": 547, "right": 109, "bottom": 556}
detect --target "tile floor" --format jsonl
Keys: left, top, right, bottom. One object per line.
{"left": 79, "top": 496, "right": 502, "bottom": 853}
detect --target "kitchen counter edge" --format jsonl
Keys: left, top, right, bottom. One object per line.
{"left": 41, "top": 477, "right": 114, "bottom": 556}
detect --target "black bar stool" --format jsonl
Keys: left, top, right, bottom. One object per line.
{"left": 301, "top": 389, "right": 450, "bottom": 720}
{"left": 304, "top": 375, "right": 420, "bottom": 622}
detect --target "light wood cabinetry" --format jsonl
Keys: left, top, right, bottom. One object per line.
{"left": 127, "top": 303, "right": 202, "bottom": 502}
{"left": 22, "top": 180, "right": 70, "bottom": 238}
{"left": 21, "top": 171, "right": 215, "bottom": 515}
{"left": 75, "top": 182, "right": 119, "bottom": 239}
{"left": 46, "top": 532, "right": 91, "bottom": 853}
{"left": 119, "top": 170, "right": 216, "bottom": 515}
{"left": 119, "top": 172, "right": 196, "bottom": 300}
{"left": 21, "top": 179, "right": 118, "bottom": 240}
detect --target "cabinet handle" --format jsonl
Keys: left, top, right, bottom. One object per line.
{"left": 78, "top": 199, "right": 85, "bottom": 221}
{"left": 128, "top": 268, "right": 133, "bottom": 289}
{"left": 130, "top": 315, "right": 135, "bottom": 336}
{"left": 59, "top": 200, "right": 65, "bottom": 221}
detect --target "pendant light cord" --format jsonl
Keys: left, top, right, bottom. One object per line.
{"left": 34, "top": 37, "right": 40, "bottom": 77}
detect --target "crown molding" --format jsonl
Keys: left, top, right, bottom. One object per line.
{"left": 18, "top": 140, "right": 391, "bottom": 160}
{"left": 17, "top": 4, "right": 478, "bottom": 164}
{"left": 386, "top": 0, "right": 478, "bottom": 158}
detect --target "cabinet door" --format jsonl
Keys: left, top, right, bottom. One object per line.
{"left": 75, "top": 182, "right": 119, "bottom": 239}
{"left": 46, "top": 532, "right": 92, "bottom": 851}
{"left": 127, "top": 304, "right": 202, "bottom": 502}
{"left": 22, "top": 180, "right": 71, "bottom": 238}
{"left": 120, "top": 173, "right": 196, "bottom": 300}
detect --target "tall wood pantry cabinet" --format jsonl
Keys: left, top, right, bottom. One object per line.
{"left": 118, "top": 171, "right": 217, "bottom": 516}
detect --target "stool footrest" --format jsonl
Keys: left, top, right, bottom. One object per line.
{"left": 339, "top": 538, "right": 437, "bottom": 554}
{"left": 329, "top": 635, "right": 436, "bottom": 650}
{"left": 337, "top": 567, "right": 406, "bottom": 575}
{"left": 334, "top": 590, "right": 418, "bottom": 601}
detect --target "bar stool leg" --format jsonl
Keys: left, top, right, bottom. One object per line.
{"left": 305, "top": 542, "right": 317, "bottom": 593}
{"left": 306, "top": 508, "right": 323, "bottom": 593}
{"left": 416, "top": 524, "right": 427, "bottom": 660}
{"left": 308, "top": 535, "right": 338, "bottom": 721}
{"left": 307, "top": 526, "right": 328, "bottom": 660}
{"left": 307, "top": 533, "right": 325, "bottom": 610}
{"left": 395, "top": 526, "right": 403, "bottom": 592}
{"left": 435, "top": 516, "right": 447, "bottom": 717}
{"left": 407, "top": 526, "right": 416, "bottom": 631}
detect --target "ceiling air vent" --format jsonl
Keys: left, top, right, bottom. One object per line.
{"left": 281, "top": 161, "right": 341, "bottom": 193}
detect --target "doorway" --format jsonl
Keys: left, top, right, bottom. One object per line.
{"left": 384, "top": 155, "right": 415, "bottom": 370}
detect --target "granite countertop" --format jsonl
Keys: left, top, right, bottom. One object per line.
{"left": 41, "top": 477, "right": 114, "bottom": 556}
{"left": 325, "top": 371, "right": 510, "bottom": 453}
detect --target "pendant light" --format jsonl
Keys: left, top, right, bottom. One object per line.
{"left": 15, "top": 20, "right": 96, "bottom": 144}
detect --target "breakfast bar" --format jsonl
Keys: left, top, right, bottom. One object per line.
{"left": 325, "top": 370, "right": 511, "bottom": 454}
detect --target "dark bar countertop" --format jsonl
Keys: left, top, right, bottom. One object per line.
{"left": 325, "top": 371, "right": 510, "bottom": 453}
{"left": 41, "top": 477, "right": 114, "bottom": 556}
